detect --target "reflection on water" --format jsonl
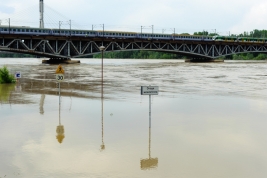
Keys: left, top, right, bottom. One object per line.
{"left": 56, "top": 111, "right": 65, "bottom": 144}
{"left": 0, "top": 84, "right": 15, "bottom": 103}
{"left": 141, "top": 95, "right": 158, "bottom": 170}
{"left": 56, "top": 84, "right": 65, "bottom": 144}
{"left": 39, "top": 94, "right": 45, "bottom": 114}
{"left": 100, "top": 75, "right": 105, "bottom": 151}
{"left": 0, "top": 59, "right": 267, "bottom": 178}
{"left": 140, "top": 128, "right": 158, "bottom": 170}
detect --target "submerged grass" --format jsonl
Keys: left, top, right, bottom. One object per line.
{"left": 0, "top": 84, "right": 15, "bottom": 102}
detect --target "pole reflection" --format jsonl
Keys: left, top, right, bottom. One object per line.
{"left": 39, "top": 94, "right": 45, "bottom": 115}
{"left": 56, "top": 84, "right": 65, "bottom": 144}
{"left": 140, "top": 98, "right": 158, "bottom": 170}
{"left": 0, "top": 84, "right": 15, "bottom": 104}
{"left": 100, "top": 46, "right": 105, "bottom": 151}
{"left": 100, "top": 92, "right": 105, "bottom": 151}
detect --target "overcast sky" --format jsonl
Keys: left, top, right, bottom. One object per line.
{"left": 0, "top": 0, "right": 267, "bottom": 35}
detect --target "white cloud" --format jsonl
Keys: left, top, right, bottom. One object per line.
{"left": 1, "top": 0, "right": 267, "bottom": 33}
{"left": 230, "top": 2, "right": 267, "bottom": 33}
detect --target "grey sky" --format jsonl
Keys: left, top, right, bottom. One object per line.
{"left": 0, "top": 0, "right": 267, "bottom": 35}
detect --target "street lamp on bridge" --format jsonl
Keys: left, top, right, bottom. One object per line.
{"left": 141, "top": 25, "right": 154, "bottom": 39}
{"left": 68, "top": 20, "right": 71, "bottom": 36}
{"left": 92, "top": 24, "right": 104, "bottom": 45}
{"left": 59, "top": 21, "right": 63, "bottom": 35}
{"left": 169, "top": 28, "right": 175, "bottom": 40}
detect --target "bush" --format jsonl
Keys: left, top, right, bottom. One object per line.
{"left": 0, "top": 66, "right": 16, "bottom": 83}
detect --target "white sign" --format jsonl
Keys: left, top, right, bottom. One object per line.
{"left": 141, "top": 86, "right": 159, "bottom": 95}
{"left": 56, "top": 74, "right": 64, "bottom": 82}
{"left": 15, "top": 71, "right": 21, "bottom": 78}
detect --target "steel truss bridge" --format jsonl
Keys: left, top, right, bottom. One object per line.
{"left": 1, "top": 34, "right": 267, "bottom": 60}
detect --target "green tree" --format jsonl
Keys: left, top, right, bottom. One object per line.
{"left": 0, "top": 66, "right": 16, "bottom": 83}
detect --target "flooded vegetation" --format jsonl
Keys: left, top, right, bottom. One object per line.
{"left": 0, "top": 58, "right": 267, "bottom": 178}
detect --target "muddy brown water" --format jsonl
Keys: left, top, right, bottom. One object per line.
{"left": 0, "top": 58, "right": 267, "bottom": 178}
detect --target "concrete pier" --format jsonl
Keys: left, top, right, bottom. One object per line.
{"left": 42, "top": 58, "right": 80, "bottom": 64}
{"left": 185, "top": 59, "right": 224, "bottom": 63}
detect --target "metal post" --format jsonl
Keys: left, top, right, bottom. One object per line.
{"left": 59, "top": 93, "right": 61, "bottom": 125}
{"left": 102, "top": 24, "right": 104, "bottom": 46}
{"left": 141, "top": 26, "right": 142, "bottom": 39}
{"left": 103, "top": 24, "right": 104, "bottom": 37}
{"left": 101, "top": 49, "right": 103, "bottom": 87}
{"left": 59, "top": 21, "right": 63, "bottom": 35}
{"left": 39, "top": 0, "right": 44, "bottom": 28}
{"left": 59, "top": 82, "right": 61, "bottom": 107}
{"left": 152, "top": 25, "right": 154, "bottom": 39}
{"left": 8, "top": 18, "right": 10, "bottom": 34}
{"left": 99, "top": 46, "right": 105, "bottom": 97}
{"left": 174, "top": 28, "right": 175, "bottom": 40}
{"left": 69, "top": 20, "right": 71, "bottom": 36}
{"left": 149, "top": 94, "right": 151, "bottom": 128}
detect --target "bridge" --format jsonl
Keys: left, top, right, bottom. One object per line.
{"left": 0, "top": 0, "right": 267, "bottom": 63}
{"left": 1, "top": 33, "right": 267, "bottom": 62}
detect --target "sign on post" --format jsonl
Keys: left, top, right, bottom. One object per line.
{"left": 56, "top": 74, "right": 64, "bottom": 82}
{"left": 56, "top": 65, "right": 64, "bottom": 74}
{"left": 141, "top": 86, "right": 159, "bottom": 95}
{"left": 141, "top": 86, "right": 159, "bottom": 129}
{"left": 15, "top": 71, "right": 21, "bottom": 78}
{"left": 55, "top": 65, "right": 64, "bottom": 82}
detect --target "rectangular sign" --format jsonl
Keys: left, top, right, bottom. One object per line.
{"left": 141, "top": 86, "right": 159, "bottom": 95}
{"left": 15, "top": 71, "right": 21, "bottom": 78}
{"left": 56, "top": 74, "right": 64, "bottom": 82}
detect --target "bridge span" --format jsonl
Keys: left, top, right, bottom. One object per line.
{"left": 1, "top": 33, "right": 267, "bottom": 62}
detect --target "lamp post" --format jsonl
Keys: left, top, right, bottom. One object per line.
{"left": 141, "top": 26, "right": 144, "bottom": 39}
{"left": 59, "top": 21, "right": 63, "bottom": 35}
{"left": 170, "top": 28, "right": 175, "bottom": 40}
{"left": 99, "top": 46, "right": 105, "bottom": 95}
{"left": 68, "top": 20, "right": 71, "bottom": 36}
{"left": 99, "top": 45, "right": 105, "bottom": 151}
{"left": 151, "top": 25, "right": 154, "bottom": 39}
{"left": 8, "top": 18, "right": 10, "bottom": 34}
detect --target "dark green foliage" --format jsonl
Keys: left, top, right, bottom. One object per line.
{"left": 0, "top": 66, "right": 16, "bottom": 84}
{"left": 193, "top": 31, "right": 209, "bottom": 36}
{"left": 0, "top": 52, "right": 34, "bottom": 58}
{"left": 231, "top": 53, "right": 267, "bottom": 60}
{"left": 238, "top": 29, "right": 267, "bottom": 38}
{"left": 94, "top": 51, "right": 185, "bottom": 59}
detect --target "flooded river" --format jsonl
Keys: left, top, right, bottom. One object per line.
{"left": 0, "top": 58, "right": 267, "bottom": 178}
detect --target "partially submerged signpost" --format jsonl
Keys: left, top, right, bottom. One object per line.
{"left": 55, "top": 64, "right": 65, "bottom": 144}
{"left": 140, "top": 86, "right": 159, "bottom": 170}
{"left": 141, "top": 86, "right": 159, "bottom": 128}
{"left": 56, "top": 64, "right": 64, "bottom": 105}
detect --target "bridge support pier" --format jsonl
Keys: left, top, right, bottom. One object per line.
{"left": 42, "top": 58, "right": 80, "bottom": 64}
{"left": 185, "top": 58, "right": 224, "bottom": 63}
